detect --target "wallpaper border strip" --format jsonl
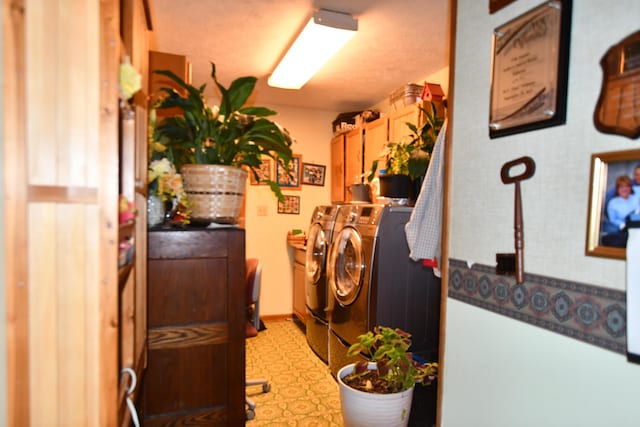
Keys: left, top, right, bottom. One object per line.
{"left": 448, "top": 259, "right": 626, "bottom": 354}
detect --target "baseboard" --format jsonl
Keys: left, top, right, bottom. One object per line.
{"left": 260, "top": 313, "right": 295, "bottom": 322}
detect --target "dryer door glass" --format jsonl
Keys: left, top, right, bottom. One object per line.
{"left": 330, "top": 227, "right": 364, "bottom": 306}
{"left": 306, "top": 223, "right": 326, "bottom": 284}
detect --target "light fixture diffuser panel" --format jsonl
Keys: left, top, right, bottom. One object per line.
{"left": 268, "top": 10, "right": 358, "bottom": 89}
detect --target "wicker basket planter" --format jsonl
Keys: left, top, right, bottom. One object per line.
{"left": 181, "top": 164, "right": 248, "bottom": 224}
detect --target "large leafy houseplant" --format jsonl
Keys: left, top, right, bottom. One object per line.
{"left": 150, "top": 62, "right": 294, "bottom": 201}
{"left": 343, "top": 326, "right": 438, "bottom": 394}
{"left": 367, "top": 102, "right": 444, "bottom": 182}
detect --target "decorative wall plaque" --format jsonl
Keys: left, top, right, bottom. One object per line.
{"left": 489, "top": 0, "right": 572, "bottom": 138}
{"left": 593, "top": 31, "right": 640, "bottom": 139}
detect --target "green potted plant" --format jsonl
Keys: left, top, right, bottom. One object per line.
{"left": 150, "top": 62, "right": 294, "bottom": 224}
{"left": 337, "top": 326, "right": 438, "bottom": 427}
{"left": 366, "top": 102, "right": 444, "bottom": 201}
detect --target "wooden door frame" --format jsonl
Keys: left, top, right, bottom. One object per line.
{"left": 3, "top": 0, "right": 29, "bottom": 425}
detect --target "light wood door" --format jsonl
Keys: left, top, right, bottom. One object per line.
{"left": 364, "top": 117, "right": 389, "bottom": 179}
{"left": 3, "top": 1, "right": 150, "bottom": 425}
{"left": 389, "top": 102, "right": 423, "bottom": 142}
{"left": 149, "top": 50, "right": 192, "bottom": 120}
{"left": 330, "top": 134, "right": 345, "bottom": 202}
{"left": 345, "top": 128, "right": 364, "bottom": 191}
{"left": 293, "top": 249, "right": 306, "bottom": 323}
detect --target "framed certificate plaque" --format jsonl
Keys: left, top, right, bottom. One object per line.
{"left": 489, "top": 0, "right": 572, "bottom": 138}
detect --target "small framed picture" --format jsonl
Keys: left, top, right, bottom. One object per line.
{"left": 249, "top": 158, "right": 273, "bottom": 185}
{"left": 278, "top": 195, "right": 300, "bottom": 214}
{"left": 301, "top": 163, "right": 326, "bottom": 186}
{"left": 586, "top": 149, "right": 640, "bottom": 259}
{"left": 276, "top": 154, "right": 302, "bottom": 190}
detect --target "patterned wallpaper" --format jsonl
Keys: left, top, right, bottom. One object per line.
{"left": 448, "top": 258, "right": 627, "bottom": 354}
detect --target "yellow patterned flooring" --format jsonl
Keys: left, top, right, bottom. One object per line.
{"left": 245, "top": 318, "right": 343, "bottom": 426}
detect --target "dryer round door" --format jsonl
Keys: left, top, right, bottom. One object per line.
{"left": 328, "top": 226, "right": 364, "bottom": 306}
{"left": 306, "top": 223, "right": 327, "bottom": 285}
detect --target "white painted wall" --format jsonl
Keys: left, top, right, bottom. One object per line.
{"left": 244, "top": 104, "right": 336, "bottom": 316}
{"left": 443, "top": 0, "right": 640, "bottom": 425}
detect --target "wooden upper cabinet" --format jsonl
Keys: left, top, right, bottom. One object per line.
{"left": 344, "top": 128, "right": 364, "bottom": 196}
{"left": 388, "top": 102, "right": 423, "bottom": 143}
{"left": 364, "top": 117, "right": 389, "bottom": 179}
{"left": 149, "top": 51, "right": 192, "bottom": 117}
{"left": 330, "top": 133, "right": 345, "bottom": 203}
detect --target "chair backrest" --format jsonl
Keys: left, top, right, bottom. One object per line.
{"left": 246, "top": 259, "right": 262, "bottom": 332}
{"left": 246, "top": 258, "right": 262, "bottom": 305}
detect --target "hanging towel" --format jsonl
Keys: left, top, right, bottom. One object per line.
{"left": 405, "top": 119, "right": 447, "bottom": 277}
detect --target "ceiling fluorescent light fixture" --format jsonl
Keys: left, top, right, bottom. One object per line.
{"left": 268, "top": 9, "right": 358, "bottom": 89}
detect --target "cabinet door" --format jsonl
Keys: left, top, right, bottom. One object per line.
{"left": 345, "top": 128, "right": 364, "bottom": 195}
{"left": 330, "top": 134, "right": 345, "bottom": 202}
{"left": 149, "top": 51, "right": 192, "bottom": 119}
{"left": 389, "top": 102, "right": 423, "bottom": 142}
{"left": 364, "top": 117, "right": 389, "bottom": 179}
{"left": 293, "top": 252, "right": 306, "bottom": 323}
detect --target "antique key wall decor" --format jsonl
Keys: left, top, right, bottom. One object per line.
{"left": 497, "top": 156, "right": 536, "bottom": 284}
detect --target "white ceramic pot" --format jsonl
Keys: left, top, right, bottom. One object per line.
{"left": 337, "top": 362, "right": 414, "bottom": 427}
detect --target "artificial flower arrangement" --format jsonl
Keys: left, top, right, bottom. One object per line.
{"left": 119, "top": 57, "right": 142, "bottom": 101}
{"left": 147, "top": 157, "right": 190, "bottom": 224}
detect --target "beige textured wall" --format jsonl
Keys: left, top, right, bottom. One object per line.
{"left": 244, "top": 104, "right": 336, "bottom": 316}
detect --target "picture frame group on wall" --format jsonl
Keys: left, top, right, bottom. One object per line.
{"left": 301, "top": 163, "right": 326, "bottom": 186}
{"left": 586, "top": 149, "right": 640, "bottom": 260}
{"left": 488, "top": 0, "right": 572, "bottom": 138}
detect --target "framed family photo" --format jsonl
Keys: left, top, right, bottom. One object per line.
{"left": 276, "top": 154, "right": 302, "bottom": 190}
{"left": 301, "top": 163, "right": 326, "bottom": 186}
{"left": 586, "top": 149, "right": 640, "bottom": 259}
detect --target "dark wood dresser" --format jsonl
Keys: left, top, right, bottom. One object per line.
{"left": 141, "top": 228, "right": 246, "bottom": 426}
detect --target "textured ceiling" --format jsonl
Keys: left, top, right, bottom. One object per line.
{"left": 148, "top": 0, "right": 450, "bottom": 112}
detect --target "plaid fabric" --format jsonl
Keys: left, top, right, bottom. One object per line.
{"left": 404, "top": 120, "right": 447, "bottom": 278}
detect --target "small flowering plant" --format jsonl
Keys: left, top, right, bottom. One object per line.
{"left": 344, "top": 326, "right": 438, "bottom": 394}
{"left": 148, "top": 158, "right": 190, "bottom": 222}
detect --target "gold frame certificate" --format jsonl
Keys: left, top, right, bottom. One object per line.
{"left": 489, "top": 0, "right": 572, "bottom": 138}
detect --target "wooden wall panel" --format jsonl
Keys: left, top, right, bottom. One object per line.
{"left": 4, "top": 0, "right": 29, "bottom": 425}
{"left": 5, "top": 0, "right": 146, "bottom": 424}
{"left": 98, "top": 0, "right": 120, "bottom": 423}
{"left": 27, "top": 204, "right": 58, "bottom": 425}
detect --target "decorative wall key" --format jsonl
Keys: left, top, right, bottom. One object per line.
{"left": 499, "top": 156, "right": 536, "bottom": 284}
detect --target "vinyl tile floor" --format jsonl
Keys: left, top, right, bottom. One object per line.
{"left": 245, "top": 318, "right": 343, "bottom": 426}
